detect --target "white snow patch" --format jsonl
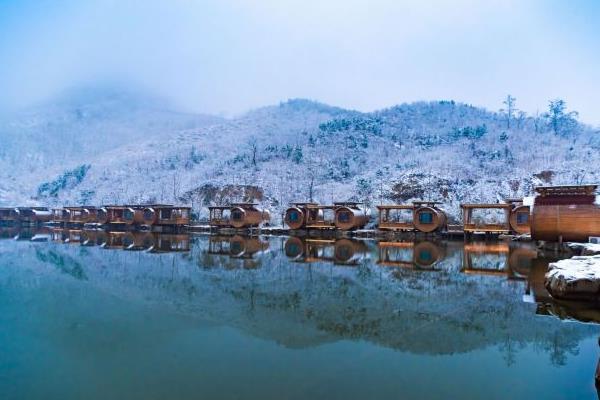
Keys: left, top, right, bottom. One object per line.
{"left": 545, "top": 255, "right": 600, "bottom": 299}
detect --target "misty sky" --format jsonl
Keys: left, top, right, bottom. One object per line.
{"left": 1, "top": 0, "right": 599, "bottom": 124}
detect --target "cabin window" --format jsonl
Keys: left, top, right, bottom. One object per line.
{"left": 419, "top": 212, "right": 433, "bottom": 224}
{"left": 516, "top": 212, "right": 529, "bottom": 225}
{"left": 418, "top": 250, "right": 433, "bottom": 262}
{"left": 160, "top": 209, "right": 172, "bottom": 220}
{"left": 338, "top": 211, "right": 351, "bottom": 222}
{"left": 288, "top": 210, "right": 300, "bottom": 222}
{"left": 232, "top": 210, "right": 244, "bottom": 220}
{"left": 124, "top": 209, "right": 134, "bottom": 220}
{"left": 144, "top": 209, "right": 154, "bottom": 220}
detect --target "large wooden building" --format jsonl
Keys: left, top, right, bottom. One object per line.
{"left": 530, "top": 184, "right": 600, "bottom": 242}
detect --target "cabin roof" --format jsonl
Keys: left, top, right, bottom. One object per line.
{"left": 290, "top": 202, "right": 319, "bottom": 206}
{"left": 334, "top": 201, "right": 363, "bottom": 206}
{"left": 535, "top": 184, "right": 598, "bottom": 196}
{"left": 376, "top": 205, "right": 414, "bottom": 210}
{"left": 460, "top": 203, "right": 512, "bottom": 209}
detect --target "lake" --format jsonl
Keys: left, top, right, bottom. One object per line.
{"left": 1, "top": 228, "right": 599, "bottom": 399}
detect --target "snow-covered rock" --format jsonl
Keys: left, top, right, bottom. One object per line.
{"left": 545, "top": 255, "right": 600, "bottom": 300}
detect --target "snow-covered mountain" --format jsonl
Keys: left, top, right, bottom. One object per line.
{"left": 1, "top": 88, "right": 598, "bottom": 221}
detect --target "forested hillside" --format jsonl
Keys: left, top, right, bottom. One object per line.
{"left": 1, "top": 90, "right": 598, "bottom": 222}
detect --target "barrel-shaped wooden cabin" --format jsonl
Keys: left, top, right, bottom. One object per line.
{"left": 530, "top": 184, "right": 600, "bottom": 242}
{"left": 141, "top": 205, "right": 191, "bottom": 226}
{"left": 209, "top": 203, "right": 270, "bottom": 229}
{"left": 334, "top": 202, "right": 369, "bottom": 231}
{"left": 505, "top": 199, "right": 531, "bottom": 235}
{"left": 461, "top": 203, "right": 511, "bottom": 234}
{"left": 412, "top": 201, "right": 447, "bottom": 233}
{"left": 284, "top": 203, "right": 336, "bottom": 230}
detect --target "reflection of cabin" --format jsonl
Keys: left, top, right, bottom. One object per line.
{"left": 531, "top": 185, "right": 600, "bottom": 243}
{"left": 149, "top": 234, "right": 190, "bottom": 253}
{"left": 209, "top": 203, "right": 270, "bottom": 228}
{"left": 505, "top": 199, "right": 531, "bottom": 235}
{"left": 334, "top": 202, "right": 369, "bottom": 230}
{"left": 377, "top": 241, "right": 444, "bottom": 269}
{"left": 461, "top": 203, "right": 511, "bottom": 234}
{"left": 284, "top": 237, "right": 367, "bottom": 265}
{"left": 377, "top": 202, "right": 446, "bottom": 233}
{"left": 52, "top": 208, "right": 70, "bottom": 224}
{"left": 0, "top": 207, "right": 18, "bottom": 223}
{"left": 142, "top": 205, "right": 191, "bottom": 226}
{"left": 462, "top": 242, "right": 510, "bottom": 277}
{"left": 208, "top": 235, "right": 269, "bottom": 259}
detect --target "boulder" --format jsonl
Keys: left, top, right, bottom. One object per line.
{"left": 545, "top": 255, "right": 600, "bottom": 300}
{"left": 568, "top": 242, "right": 600, "bottom": 256}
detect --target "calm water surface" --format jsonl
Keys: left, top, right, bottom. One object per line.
{"left": 1, "top": 228, "right": 599, "bottom": 399}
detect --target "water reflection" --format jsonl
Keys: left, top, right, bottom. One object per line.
{"left": 1, "top": 227, "right": 600, "bottom": 399}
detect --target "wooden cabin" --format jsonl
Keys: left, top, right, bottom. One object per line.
{"left": 52, "top": 208, "right": 71, "bottom": 224}
{"left": 377, "top": 202, "right": 446, "bottom": 233}
{"left": 141, "top": 205, "right": 191, "bottom": 226}
{"left": 103, "top": 205, "right": 144, "bottom": 225}
{"left": 412, "top": 201, "right": 447, "bottom": 233}
{"left": 333, "top": 202, "right": 369, "bottom": 231}
{"left": 209, "top": 203, "right": 270, "bottom": 229}
{"left": 377, "top": 205, "right": 415, "bottom": 231}
{"left": 14, "top": 207, "right": 52, "bottom": 224}
{"left": 505, "top": 199, "right": 531, "bottom": 235}
{"left": 284, "top": 202, "right": 337, "bottom": 230}
{"left": 530, "top": 184, "right": 600, "bottom": 243}
{"left": 461, "top": 203, "right": 511, "bottom": 234}
{"left": 64, "top": 206, "right": 99, "bottom": 224}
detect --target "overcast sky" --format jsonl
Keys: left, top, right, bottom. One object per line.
{"left": 0, "top": 0, "right": 598, "bottom": 124}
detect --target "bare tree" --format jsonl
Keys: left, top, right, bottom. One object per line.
{"left": 500, "top": 95, "right": 517, "bottom": 129}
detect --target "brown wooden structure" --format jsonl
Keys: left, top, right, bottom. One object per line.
{"left": 64, "top": 206, "right": 99, "bottom": 224}
{"left": 377, "top": 241, "right": 445, "bottom": 269}
{"left": 13, "top": 207, "right": 52, "bottom": 224}
{"left": 462, "top": 242, "right": 510, "bottom": 276}
{"left": 377, "top": 202, "right": 447, "bottom": 233}
{"left": 530, "top": 184, "right": 600, "bottom": 243}
{"left": 285, "top": 202, "right": 322, "bottom": 229}
{"left": 103, "top": 205, "right": 144, "bottom": 225}
{"left": 377, "top": 205, "right": 415, "bottom": 231}
{"left": 505, "top": 199, "right": 531, "bottom": 235}
{"left": 209, "top": 203, "right": 270, "bottom": 229}
{"left": 142, "top": 205, "right": 191, "bottom": 226}
{"left": 334, "top": 202, "right": 370, "bottom": 231}
{"left": 284, "top": 237, "right": 367, "bottom": 265}
{"left": 461, "top": 203, "right": 511, "bottom": 234}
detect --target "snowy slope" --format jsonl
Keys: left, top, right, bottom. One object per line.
{"left": 1, "top": 90, "right": 598, "bottom": 221}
